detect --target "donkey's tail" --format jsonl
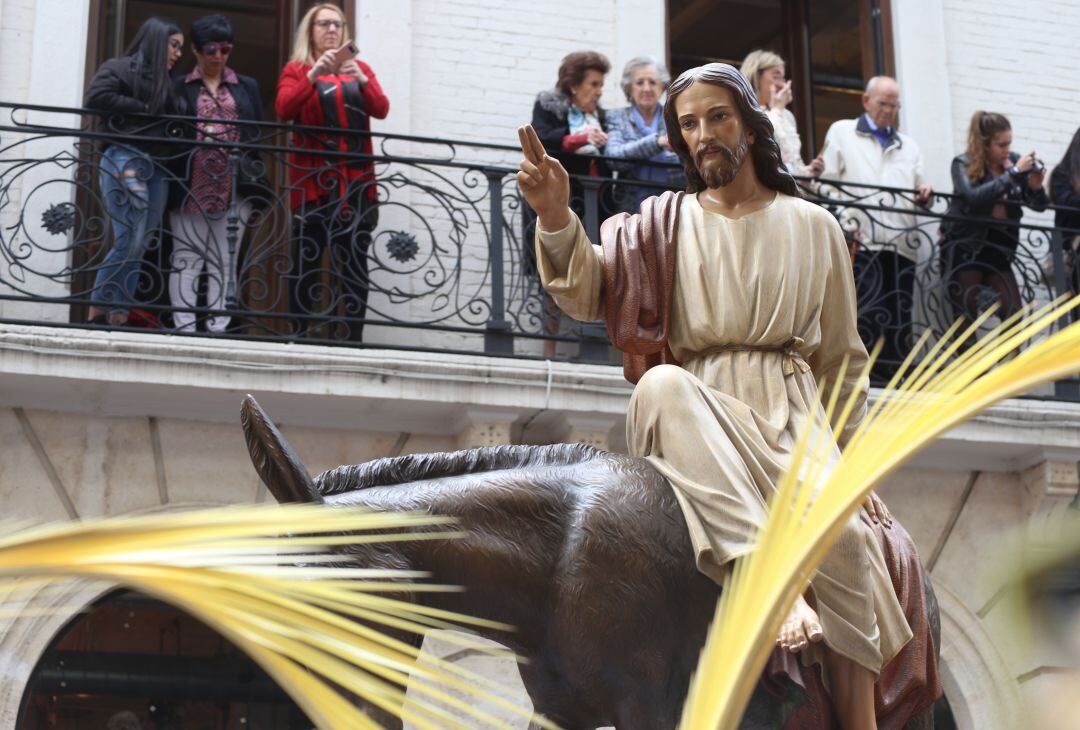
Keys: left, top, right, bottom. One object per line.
{"left": 240, "top": 395, "right": 321, "bottom": 504}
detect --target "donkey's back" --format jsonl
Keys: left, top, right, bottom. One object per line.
{"left": 243, "top": 397, "right": 719, "bottom": 728}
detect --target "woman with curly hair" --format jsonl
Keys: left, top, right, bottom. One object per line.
{"left": 530, "top": 50, "right": 613, "bottom": 215}
{"left": 529, "top": 50, "right": 613, "bottom": 354}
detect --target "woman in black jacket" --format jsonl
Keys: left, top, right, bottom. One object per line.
{"left": 530, "top": 50, "right": 612, "bottom": 221}
{"left": 84, "top": 17, "right": 184, "bottom": 326}
{"left": 940, "top": 111, "right": 1048, "bottom": 322}
{"left": 168, "top": 14, "right": 266, "bottom": 333}
{"left": 1050, "top": 126, "right": 1080, "bottom": 295}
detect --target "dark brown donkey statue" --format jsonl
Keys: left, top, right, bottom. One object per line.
{"left": 241, "top": 395, "right": 941, "bottom": 730}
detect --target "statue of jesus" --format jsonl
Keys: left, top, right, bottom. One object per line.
{"left": 516, "top": 63, "right": 913, "bottom": 728}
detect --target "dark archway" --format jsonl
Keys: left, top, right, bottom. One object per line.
{"left": 18, "top": 589, "right": 310, "bottom": 729}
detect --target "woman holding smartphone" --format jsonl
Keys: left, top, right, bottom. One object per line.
{"left": 275, "top": 2, "right": 389, "bottom": 341}
{"left": 940, "top": 110, "right": 1047, "bottom": 324}
{"left": 84, "top": 16, "right": 184, "bottom": 326}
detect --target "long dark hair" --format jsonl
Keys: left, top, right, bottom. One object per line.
{"left": 662, "top": 63, "right": 799, "bottom": 197}
{"left": 124, "top": 16, "right": 182, "bottom": 114}
{"left": 1052, "top": 125, "right": 1080, "bottom": 198}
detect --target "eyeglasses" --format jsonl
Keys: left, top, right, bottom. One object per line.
{"left": 168, "top": 39, "right": 183, "bottom": 51}
{"left": 199, "top": 42, "right": 234, "bottom": 56}
{"left": 313, "top": 19, "right": 344, "bottom": 30}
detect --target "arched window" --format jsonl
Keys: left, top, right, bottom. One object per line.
{"left": 19, "top": 589, "right": 310, "bottom": 729}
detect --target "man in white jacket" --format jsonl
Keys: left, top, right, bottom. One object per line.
{"left": 820, "top": 76, "right": 933, "bottom": 382}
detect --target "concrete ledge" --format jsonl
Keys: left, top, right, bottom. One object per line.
{"left": 0, "top": 325, "right": 631, "bottom": 440}
{"left": 0, "top": 324, "right": 1078, "bottom": 469}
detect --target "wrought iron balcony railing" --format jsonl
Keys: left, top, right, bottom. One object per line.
{"left": 0, "top": 101, "right": 1076, "bottom": 399}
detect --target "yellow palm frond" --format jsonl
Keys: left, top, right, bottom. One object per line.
{"left": 0, "top": 504, "right": 554, "bottom": 730}
{"left": 681, "top": 295, "right": 1080, "bottom": 729}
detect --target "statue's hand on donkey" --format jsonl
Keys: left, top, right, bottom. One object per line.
{"left": 241, "top": 396, "right": 940, "bottom": 730}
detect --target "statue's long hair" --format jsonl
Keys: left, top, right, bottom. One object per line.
{"left": 662, "top": 63, "right": 799, "bottom": 197}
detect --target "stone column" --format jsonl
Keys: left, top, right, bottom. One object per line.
{"left": 559, "top": 414, "right": 620, "bottom": 452}
{"left": 454, "top": 408, "right": 518, "bottom": 449}
{"left": 1021, "top": 459, "right": 1079, "bottom": 540}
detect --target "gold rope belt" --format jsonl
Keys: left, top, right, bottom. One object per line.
{"left": 689, "top": 336, "right": 810, "bottom": 376}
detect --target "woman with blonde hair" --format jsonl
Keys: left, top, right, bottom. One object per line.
{"left": 275, "top": 2, "right": 389, "bottom": 341}
{"left": 940, "top": 110, "right": 1047, "bottom": 323}
{"left": 739, "top": 49, "right": 823, "bottom": 177}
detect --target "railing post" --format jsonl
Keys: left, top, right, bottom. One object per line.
{"left": 578, "top": 322, "right": 610, "bottom": 363}
{"left": 224, "top": 149, "right": 241, "bottom": 313}
{"left": 578, "top": 175, "right": 610, "bottom": 363}
{"left": 581, "top": 176, "right": 601, "bottom": 243}
{"left": 484, "top": 167, "right": 513, "bottom": 355}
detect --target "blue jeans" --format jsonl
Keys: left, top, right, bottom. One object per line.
{"left": 92, "top": 146, "right": 169, "bottom": 314}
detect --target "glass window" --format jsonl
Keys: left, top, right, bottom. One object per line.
{"left": 667, "top": 0, "right": 785, "bottom": 77}
{"left": 667, "top": 0, "right": 893, "bottom": 160}
{"left": 808, "top": 0, "right": 865, "bottom": 151}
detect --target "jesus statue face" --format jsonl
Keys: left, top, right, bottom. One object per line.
{"left": 673, "top": 83, "right": 752, "bottom": 189}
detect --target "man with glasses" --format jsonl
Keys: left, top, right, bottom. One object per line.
{"left": 820, "top": 77, "right": 933, "bottom": 383}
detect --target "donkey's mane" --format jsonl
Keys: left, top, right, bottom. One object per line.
{"left": 315, "top": 442, "right": 604, "bottom": 496}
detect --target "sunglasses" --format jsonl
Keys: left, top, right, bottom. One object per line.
{"left": 199, "top": 42, "right": 234, "bottom": 57}
{"left": 168, "top": 39, "right": 183, "bottom": 51}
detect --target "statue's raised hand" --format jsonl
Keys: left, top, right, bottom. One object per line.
{"left": 517, "top": 125, "right": 571, "bottom": 232}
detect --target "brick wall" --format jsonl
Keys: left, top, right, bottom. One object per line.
{"left": 0, "top": 0, "right": 34, "bottom": 104}
{"left": 942, "top": 0, "right": 1080, "bottom": 183}
{"left": 0, "top": 0, "right": 91, "bottom": 320}
{"left": 409, "top": 0, "right": 620, "bottom": 152}
{"left": 361, "top": 0, "right": 662, "bottom": 157}
{"left": 355, "top": 0, "right": 662, "bottom": 353}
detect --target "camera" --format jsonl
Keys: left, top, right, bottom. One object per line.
{"left": 1009, "top": 156, "right": 1044, "bottom": 178}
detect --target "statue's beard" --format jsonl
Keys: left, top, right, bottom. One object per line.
{"left": 695, "top": 132, "right": 750, "bottom": 188}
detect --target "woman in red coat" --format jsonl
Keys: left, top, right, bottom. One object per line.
{"left": 275, "top": 2, "right": 389, "bottom": 341}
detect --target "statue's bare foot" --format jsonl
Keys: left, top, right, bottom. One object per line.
{"left": 777, "top": 594, "right": 824, "bottom": 653}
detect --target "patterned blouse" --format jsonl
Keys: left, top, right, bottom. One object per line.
{"left": 182, "top": 67, "right": 241, "bottom": 216}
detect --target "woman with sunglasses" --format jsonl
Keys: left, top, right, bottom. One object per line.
{"left": 83, "top": 16, "right": 184, "bottom": 326}
{"left": 169, "top": 14, "right": 266, "bottom": 333}
{"left": 275, "top": 2, "right": 389, "bottom": 341}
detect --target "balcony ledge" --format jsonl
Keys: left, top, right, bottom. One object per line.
{"left": 0, "top": 323, "right": 1077, "bottom": 471}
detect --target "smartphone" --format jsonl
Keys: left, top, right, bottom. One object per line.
{"left": 339, "top": 41, "right": 358, "bottom": 59}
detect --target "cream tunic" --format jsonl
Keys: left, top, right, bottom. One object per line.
{"left": 536, "top": 192, "right": 912, "bottom": 674}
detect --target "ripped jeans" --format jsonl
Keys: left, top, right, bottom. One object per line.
{"left": 91, "top": 146, "right": 169, "bottom": 314}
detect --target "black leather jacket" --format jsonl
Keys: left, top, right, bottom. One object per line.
{"left": 942, "top": 152, "right": 1048, "bottom": 243}
{"left": 1051, "top": 162, "right": 1080, "bottom": 234}
{"left": 83, "top": 56, "right": 181, "bottom": 156}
